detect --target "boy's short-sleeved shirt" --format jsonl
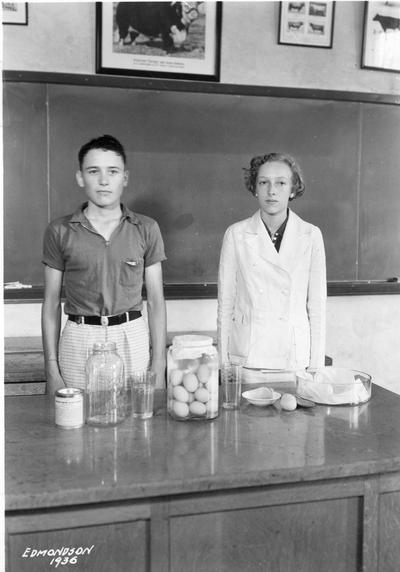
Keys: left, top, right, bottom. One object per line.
{"left": 42, "top": 203, "right": 166, "bottom": 316}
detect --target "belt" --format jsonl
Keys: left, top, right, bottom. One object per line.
{"left": 68, "top": 310, "right": 141, "bottom": 327}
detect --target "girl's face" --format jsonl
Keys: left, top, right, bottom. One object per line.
{"left": 255, "top": 161, "right": 294, "bottom": 219}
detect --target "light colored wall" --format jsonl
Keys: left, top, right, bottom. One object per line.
{"left": 221, "top": 1, "right": 400, "bottom": 93}
{"left": 3, "top": 1, "right": 400, "bottom": 94}
{"left": 5, "top": 296, "right": 400, "bottom": 395}
{"left": 3, "top": 2, "right": 95, "bottom": 74}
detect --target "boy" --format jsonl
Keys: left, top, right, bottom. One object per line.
{"left": 42, "top": 134, "right": 167, "bottom": 393}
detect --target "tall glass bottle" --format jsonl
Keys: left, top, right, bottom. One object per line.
{"left": 85, "top": 342, "right": 127, "bottom": 426}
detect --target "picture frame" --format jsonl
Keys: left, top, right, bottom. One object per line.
{"left": 2, "top": 2, "right": 28, "bottom": 25}
{"left": 361, "top": 1, "right": 400, "bottom": 73}
{"left": 96, "top": 2, "right": 222, "bottom": 82}
{"left": 278, "top": 1, "right": 335, "bottom": 48}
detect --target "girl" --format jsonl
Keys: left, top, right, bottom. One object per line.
{"left": 217, "top": 153, "right": 326, "bottom": 379}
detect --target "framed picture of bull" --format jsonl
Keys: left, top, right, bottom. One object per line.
{"left": 278, "top": 2, "right": 335, "bottom": 48}
{"left": 361, "top": 1, "right": 400, "bottom": 73}
{"left": 96, "top": 2, "right": 222, "bottom": 82}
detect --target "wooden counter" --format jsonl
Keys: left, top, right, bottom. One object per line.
{"left": 5, "top": 385, "right": 400, "bottom": 572}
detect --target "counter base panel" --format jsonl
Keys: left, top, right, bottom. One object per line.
{"left": 6, "top": 474, "right": 400, "bottom": 572}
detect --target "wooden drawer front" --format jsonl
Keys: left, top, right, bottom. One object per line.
{"left": 5, "top": 347, "right": 46, "bottom": 394}
{"left": 8, "top": 521, "right": 149, "bottom": 572}
{"left": 170, "top": 497, "right": 361, "bottom": 572}
{"left": 5, "top": 352, "right": 45, "bottom": 382}
{"left": 7, "top": 505, "right": 151, "bottom": 572}
{"left": 378, "top": 491, "right": 400, "bottom": 572}
{"left": 4, "top": 382, "right": 46, "bottom": 396}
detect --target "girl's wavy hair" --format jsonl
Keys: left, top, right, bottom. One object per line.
{"left": 243, "top": 153, "right": 305, "bottom": 200}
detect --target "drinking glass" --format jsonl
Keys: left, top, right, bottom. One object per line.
{"left": 130, "top": 370, "right": 156, "bottom": 419}
{"left": 221, "top": 363, "right": 242, "bottom": 410}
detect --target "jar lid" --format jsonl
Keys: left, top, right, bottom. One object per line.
{"left": 171, "top": 334, "right": 213, "bottom": 349}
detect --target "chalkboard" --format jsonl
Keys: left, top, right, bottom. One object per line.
{"left": 3, "top": 76, "right": 400, "bottom": 289}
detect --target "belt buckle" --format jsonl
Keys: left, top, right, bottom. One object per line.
{"left": 101, "top": 316, "right": 109, "bottom": 326}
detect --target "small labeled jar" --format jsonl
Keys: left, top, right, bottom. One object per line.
{"left": 55, "top": 388, "right": 85, "bottom": 429}
{"left": 85, "top": 342, "right": 127, "bottom": 427}
{"left": 167, "top": 335, "right": 219, "bottom": 421}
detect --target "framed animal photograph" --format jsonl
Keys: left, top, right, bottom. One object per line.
{"left": 96, "top": 2, "right": 222, "bottom": 81}
{"left": 361, "top": 1, "right": 400, "bottom": 73}
{"left": 278, "top": 1, "right": 335, "bottom": 48}
{"left": 2, "top": 2, "right": 28, "bottom": 25}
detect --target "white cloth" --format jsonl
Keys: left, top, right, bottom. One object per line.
{"left": 296, "top": 369, "right": 371, "bottom": 404}
{"left": 59, "top": 317, "right": 150, "bottom": 390}
{"left": 217, "top": 209, "right": 326, "bottom": 370}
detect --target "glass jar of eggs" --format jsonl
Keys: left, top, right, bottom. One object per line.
{"left": 167, "top": 334, "right": 219, "bottom": 421}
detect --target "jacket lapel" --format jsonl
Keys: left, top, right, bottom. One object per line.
{"left": 243, "top": 210, "right": 310, "bottom": 274}
{"left": 279, "top": 210, "right": 310, "bottom": 274}
{"left": 243, "top": 211, "right": 280, "bottom": 266}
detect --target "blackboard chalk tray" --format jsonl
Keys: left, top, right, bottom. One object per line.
{"left": 4, "top": 281, "right": 400, "bottom": 303}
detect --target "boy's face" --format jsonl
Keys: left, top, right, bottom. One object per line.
{"left": 76, "top": 149, "right": 128, "bottom": 209}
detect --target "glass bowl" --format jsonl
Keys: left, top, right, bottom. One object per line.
{"left": 296, "top": 367, "right": 372, "bottom": 406}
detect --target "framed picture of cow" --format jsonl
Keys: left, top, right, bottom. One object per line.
{"left": 361, "top": 1, "right": 400, "bottom": 73}
{"left": 96, "top": 2, "right": 222, "bottom": 82}
{"left": 2, "top": 2, "right": 28, "bottom": 25}
{"left": 278, "top": 2, "right": 335, "bottom": 48}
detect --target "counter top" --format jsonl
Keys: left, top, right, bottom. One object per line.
{"left": 5, "top": 384, "right": 400, "bottom": 512}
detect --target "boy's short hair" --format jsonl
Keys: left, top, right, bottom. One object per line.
{"left": 243, "top": 152, "right": 305, "bottom": 200}
{"left": 78, "top": 134, "right": 127, "bottom": 168}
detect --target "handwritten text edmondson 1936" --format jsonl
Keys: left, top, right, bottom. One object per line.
{"left": 21, "top": 545, "right": 95, "bottom": 567}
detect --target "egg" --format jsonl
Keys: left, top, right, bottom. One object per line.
{"left": 194, "top": 387, "right": 210, "bottom": 403}
{"left": 185, "top": 359, "right": 200, "bottom": 373}
{"left": 197, "top": 364, "right": 211, "bottom": 384}
{"left": 280, "top": 393, "right": 297, "bottom": 411}
{"left": 189, "top": 401, "right": 207, "bottom": 416}
{"left": 173, "top": 385, "right": 190, "bottom": 403}
{"left": 183, "top": 372, "right": 199, "bottom": 393}
{"left": 173, "top": 400, "right": 189, "bottom": 419}
{"left": 170, "top": 369, "right": 184, "bottom": 386}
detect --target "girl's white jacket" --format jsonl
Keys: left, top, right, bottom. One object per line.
{"left": 217, "top": 209, "right": 326, "bottom": 370}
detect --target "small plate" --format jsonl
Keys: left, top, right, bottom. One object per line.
{"left": 242, "top": 387, "right": 281, "bottom": 407}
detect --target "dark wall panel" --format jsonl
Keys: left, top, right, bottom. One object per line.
{"left": 3, "top": 83, "right": 48, "bottom": 284}
{"left": 359, "top": 103, "right": 400, "bottom": 280}
{"left": 3, "top": 81, "right": 400, "bottom": 285}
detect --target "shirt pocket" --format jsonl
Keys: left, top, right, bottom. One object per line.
{"left": 119, "top": 257, "right": 144, "bottom": 287}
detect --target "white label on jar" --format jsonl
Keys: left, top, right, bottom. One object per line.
{"left": 55, "top": 394, "right": 84, "bottom": 428}
{"left": 171, "top": 346, "right": 218, "bottom": 361}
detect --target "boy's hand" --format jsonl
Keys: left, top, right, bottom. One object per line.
{"left": 150, "top": 357, "right": 166, "bottom": 389}
{"left": 45, "top": 361, "right": 66, "bottom": 395}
